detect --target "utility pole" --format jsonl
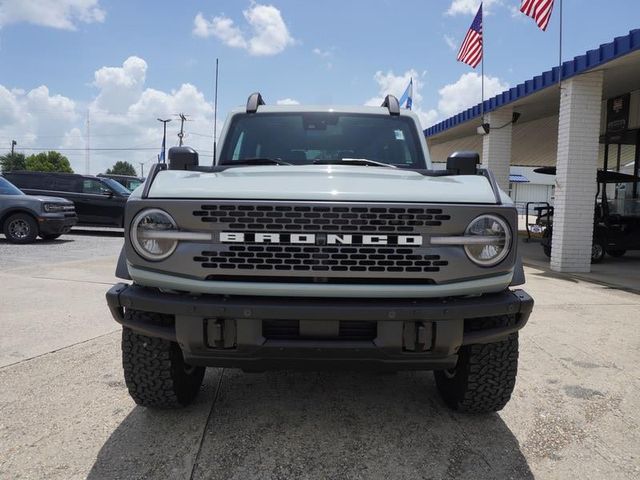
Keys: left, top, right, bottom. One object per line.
{"left": 176, "top": 113, "right": 189, "bottom": 146}
{"left": 11, "top": 140, "right": 16, "bottom": 155}
{"left": 139, "top": 162, "right": 145, "bottom": 177}
{"left": 85, "top": 112, "right": 91, "bottom": 174}
{"left": 157, "top": 118, "right": 172, "bottom": 162}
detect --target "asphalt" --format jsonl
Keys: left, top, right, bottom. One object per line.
{"left": 1, "top": 232, "right": 639, "bottom": 479}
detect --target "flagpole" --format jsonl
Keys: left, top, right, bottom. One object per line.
{"left": 481, "top": 3, "right": 485, "bottom": 122}
{"left": 558, "top": 0, "right": 563, "bottom": 85}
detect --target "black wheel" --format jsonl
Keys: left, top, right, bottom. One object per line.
{"left": 542, "top": 244, "right": 551, "bottom": 258}
{"left": 607, "top": 249, "right": 626, "bottom": 258}
{"left": 40, "top": 233, "right": 62, "bottom": 241}
{"left": 434, "top": 316, "right": 518, "bottom": 413}
{"left": 591, "top": 239, "right": 605, "bottom": 264}
{"left": 3, "top": 213, "right": 38, "bottom": 244}
{"left": 122, "top": 310, "right": 205, "bottom": 408}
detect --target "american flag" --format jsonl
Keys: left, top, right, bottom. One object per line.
{"left": 520, "top": 0, "right": 555, "bottom": 31}
{"left": 456, "top": 4, "right": 482, "bottom": 69}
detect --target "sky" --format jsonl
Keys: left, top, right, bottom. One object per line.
{"left": 0, "top": 0, "right": 638, "bottom": 175}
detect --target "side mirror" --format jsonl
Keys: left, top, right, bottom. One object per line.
{"left": 446, "top": 151, "right": 479, "bottom": 175}
{"left": 169, "top": 146, "right": 199, "bottom": 171}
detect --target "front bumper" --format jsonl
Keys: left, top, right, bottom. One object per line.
{"left": 106, "top": 283, "right": 533, "bottom": 371}
{"left": 38, "top": 214, "right": 78, "bottom": 235}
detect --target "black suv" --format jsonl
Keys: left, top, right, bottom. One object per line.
{"left": 3, "top": 171, "right": 130, "bottom": 227}
{"left": 97, "top": 174, "right": 145, "bottom": 191}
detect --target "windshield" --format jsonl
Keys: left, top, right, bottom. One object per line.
{"left": 0, "top": 177, "right": 24, "bottom": 195}
{"left": 101, "top": 177, "right": 131, "bottom": 195}
{"left": 219, "top": 113, "right": 427, "bottom": 168}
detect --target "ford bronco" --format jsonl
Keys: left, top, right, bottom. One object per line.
{"left": 106, "top": 93, "right": 533, "bottom": 413}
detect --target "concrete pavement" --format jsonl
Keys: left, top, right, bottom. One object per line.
{"left": 1, "top": 233, "right": 639, "bottom": 479}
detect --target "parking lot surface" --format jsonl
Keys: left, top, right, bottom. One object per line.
{"left": 1, "top": 232, "right": 639, "bottom": 479}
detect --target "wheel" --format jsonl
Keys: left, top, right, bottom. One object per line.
{"left": 3, "top": 213, "right": 38, "bottom": 244}
{"left": 122, "top": 310, "right": 205, "bottom": 408}
{"left": 591, "top": 239, "right": 605, "bottom": 264}
{"left": 434, "top": 316, "right": 518, "bottom": 413}
{"left": 607, "top": 249, "right": 626, "bottom": 258}
{"left": 542, "top": 228, "right": 552, "bottom": 258}
{"left": 40, "top": 233, "right": 62, "bottom": 241}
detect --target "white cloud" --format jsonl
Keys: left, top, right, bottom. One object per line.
{"left": 365, "top": 70, "right": 438, "bottom": 129}
{"left": 313, "top": 48, "right": 331, "bottom": 58}
{"left": 443, "top": 34, "right": 457, "bottom": 51}
{"left": 437, "top": 72, "right": 509, "bottom": 117}
{"left": 276, "top": 98, "right": 300, "bottom": 105}
{"left": 0, "top": 0, "right": 105, "bottom": 30}
{"left": 445, "top": 0, "right": 501, "bottom": 16}
{"left": 2, "top": 56, "right": 218, "bottom": 175}
{"left": 193, "top": 3, "right": 294, "bottom": 56}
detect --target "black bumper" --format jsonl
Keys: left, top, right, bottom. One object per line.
{"left": 106, "top": 284, "right": 533, "bottom": 371}
{"left": 38, "top": 215, "right": 78, "bottom": 235}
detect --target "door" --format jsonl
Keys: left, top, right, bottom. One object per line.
{"left": 78, "top": 178, "right": 122, "bottom": 226}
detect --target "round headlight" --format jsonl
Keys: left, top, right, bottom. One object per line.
{"left": 464, "top": 214, "right": 512, "bottom": 267}
{"left": 131, "top": 208, "right": 178, "bottom": 261}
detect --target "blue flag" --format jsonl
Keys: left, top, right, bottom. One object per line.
{"left": 399, "top": 78, "right": 413, "bottom": 110}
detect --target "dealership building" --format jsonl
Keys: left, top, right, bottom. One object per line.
{"left": 425, "top": 29, "right": 640, "bottom": 273}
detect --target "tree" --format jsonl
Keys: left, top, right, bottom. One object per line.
{"left": 106, "top": 160, "right": 137, "bottom": 176}
{"left": 25, "top": 151, "right": 73, "bottom": 173}
{"left": 0, "top": 152, "right": 27, "bottom": 172}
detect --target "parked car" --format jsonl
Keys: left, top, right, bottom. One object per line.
{"left": 0, "top": 177, "right": 77, "bottom": 243}
{"left": 3, "top": 171, "right": 129, "bottom": 227}
{"left": 97, "top": 173, "right": 145, "bottom": 191}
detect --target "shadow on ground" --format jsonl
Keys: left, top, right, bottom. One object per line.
{"left": 71, "top": 228, "right": 124, "bottom": 237}
{"left": 89, "top": 370, "right": 532, "bottom": 480}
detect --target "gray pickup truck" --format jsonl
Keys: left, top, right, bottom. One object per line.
{"left": 106, "top": 94, "right": 533, "bottom": 413}
{"left": 0, "top": 176, "right": 77, "bottom": 243}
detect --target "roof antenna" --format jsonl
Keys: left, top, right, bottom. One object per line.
{"left": 212, "top": 58, "right": 219, "bottom": 167}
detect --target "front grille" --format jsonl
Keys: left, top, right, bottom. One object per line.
{"left": 196, "top": 245, "right": 447, "bottom": 274}
{"left": 262, "top": 320, "right": 377, "bottom": 341}
{"left": 193, "top": 204, "right": 451, "bottom": 233}
{"left": 191, "top": 203, "right": 451, "bottom": 278}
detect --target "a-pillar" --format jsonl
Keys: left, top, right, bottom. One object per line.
{"left": 551, "top": 70, "right": 604, "bottom": 272}
{"left": 482, "top": 107, "right": 513, "bottom": 194}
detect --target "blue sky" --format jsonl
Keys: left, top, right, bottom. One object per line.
{"left": 0, "top": 0, "right": 638, "bottom": 173}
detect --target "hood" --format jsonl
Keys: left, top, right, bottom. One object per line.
{"left": 146, "top": 165, "right": 499, "bottom": 204}
{"left": 27, "top": 195, "right": 73, "bottom": 204}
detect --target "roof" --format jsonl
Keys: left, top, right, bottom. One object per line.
{"left": 425, "top": 29, "right": 640, "bottom": 138}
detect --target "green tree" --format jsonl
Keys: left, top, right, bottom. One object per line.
{"left": 25, "top": 151, "right": 74, "bottom": 173}
{"left": 106, "top": 160, "right": 137, "bottom": 176}
{"left": 0, "top": 152, "right": 27, "bottom": 172}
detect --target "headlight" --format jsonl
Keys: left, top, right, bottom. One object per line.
{"left": 464, "top": 214, "right": 512, "bottom": 267}
{"left": 43, "top": 203, "right": 66, "bottom": 213}
{"left": 130, "top": 209, "right": 178, "bottom": 261}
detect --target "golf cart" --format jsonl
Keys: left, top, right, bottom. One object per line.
{"left": 533, "top": 167, "right": 640, "bottom": 263}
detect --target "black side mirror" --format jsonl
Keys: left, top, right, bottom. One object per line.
{"left": 169, "top": 146, "right": 199, "bottom": 171}
{"left": 446, "top": 151, "right": 479, "bottom": 175}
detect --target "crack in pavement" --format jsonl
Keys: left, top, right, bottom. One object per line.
{"left": 0, "top": 330, "right": 120, "bottom": 370}
{"left": 189, "top": 368, "right": 226, "bottom": 480}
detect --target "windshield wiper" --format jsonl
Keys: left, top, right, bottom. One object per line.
{"left": 224, "top": 157, "right": 292, "bottom": 166}
{"left": 312, "top": 158, "right": 397, "bottom": 168}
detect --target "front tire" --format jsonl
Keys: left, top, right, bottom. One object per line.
{"left": 122, "top": 310, "right": 205, "bottom": 408}
{"left": 3, "top": 213, "right": 38, "bottom": 244}
{"left": 434, "top": 316, "right": 518, "bottom": 413}
{"left": 607, "top": 249, "right": 626, "bottom": 258}
{"left": 591, "top": 238, "right": 605, "bottom": 264}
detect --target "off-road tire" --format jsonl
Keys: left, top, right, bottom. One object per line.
{"left": 40, "top": 233, "right": 62, "bottom": 241}
{"left": 3, "top": 213, "right": 38, "bottom": 244}
{"left": 591, "top": 238, "right": 605, "bottom": 264}
{"left": 434, "top": 315, "right": 518, "bottom": 413}
{"left": 122, "top": 310, "right": 205, "bottom": 408}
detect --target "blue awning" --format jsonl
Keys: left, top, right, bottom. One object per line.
{"left": 509, "top": 174, "right": 529, "bottom": 183}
